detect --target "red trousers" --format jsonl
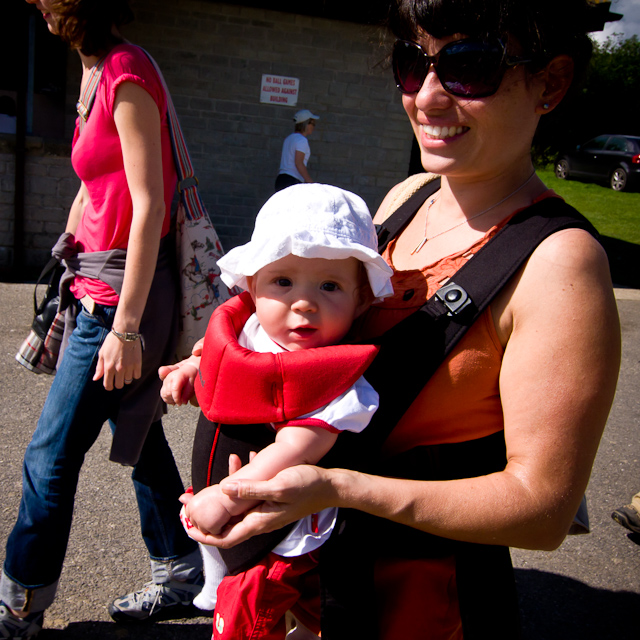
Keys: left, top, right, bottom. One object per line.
{"left": 212, "top": 551, "right": 321, "bottom": 640}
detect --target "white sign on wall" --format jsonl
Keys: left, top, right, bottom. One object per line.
{"left": 260, "top": 74, "right": 299, "bottom": 106}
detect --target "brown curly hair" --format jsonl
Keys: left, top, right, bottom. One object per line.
{"left": 50, "top": 0, "right": 134, "bottom": 56}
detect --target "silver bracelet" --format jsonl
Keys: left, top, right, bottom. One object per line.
{"left": 111, "top": 328, "right": 145, "bottom": 351}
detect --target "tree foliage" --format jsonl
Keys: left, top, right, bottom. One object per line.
{"left": 533, "top": 34, "right": 640, "bottom": 165}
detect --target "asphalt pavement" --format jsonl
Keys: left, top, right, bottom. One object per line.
{"left": 1, "top": 282, "right": 638, "bottom": 639}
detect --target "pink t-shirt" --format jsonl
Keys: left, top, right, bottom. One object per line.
{"left": 70, "top": 44, "right": 177, "bottom": 305}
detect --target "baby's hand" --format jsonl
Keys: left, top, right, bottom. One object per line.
{"left": 191, "top": 338, "right": 205, "bottom": 357}
{"left": 179, "top": 454, "right": 257, "bottom": 545}
{"left": 181, "top": 484, "right": 231, "bottom": 536}
{"left": 159, "top": 358, "right": 199, "bottom": 406}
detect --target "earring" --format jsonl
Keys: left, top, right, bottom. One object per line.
{"left": 542, "top": 103, "right": 550, "bottom": 110}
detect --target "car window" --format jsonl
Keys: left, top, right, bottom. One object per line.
{"left": 605, "top": 137, "right": 628, "bottom": 152}
{"left": 582, "top": 136, "right": 609, "bottom": 151}
{"left": 626, "top": 138, "right": 640, "bottom": 153}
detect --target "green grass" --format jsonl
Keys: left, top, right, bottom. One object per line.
{"left": 537, "top": 168, "right": 640, "bottom": 245}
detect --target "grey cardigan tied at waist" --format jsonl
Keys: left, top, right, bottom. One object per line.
{"left": 52, "top": 231, "right": 127, "bottom": 360}
{"left": 52, "top": 232, "right": 178, "bottom": 466}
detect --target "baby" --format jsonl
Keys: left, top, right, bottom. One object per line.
{"left": 162, "top": 184, "right": 393, "bottom": 638}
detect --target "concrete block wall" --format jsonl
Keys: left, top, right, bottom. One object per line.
{"left": 4, "top": 1, "right": 415, "bottom": 273}
{"left": 0, "top": 139, "right": 77, "bottom": 271}
{"left": 0, "top": 149, "right": 14, "bottom": 269}
{"left": 121, "top": 1, "right": 414, "bottom": 250}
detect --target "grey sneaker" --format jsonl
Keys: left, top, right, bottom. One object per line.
{"left": 0, "top": 602, "right": 43, "bottom": 639}
{"left": 612, "top": 504, "right": 640, "bottom": 534}
{"left": 108, "top": 575, "right": 204, "bottom": 623}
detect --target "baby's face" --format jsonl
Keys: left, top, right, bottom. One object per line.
{"left": 247, "top": 255, "right": 367, "bottom": 351}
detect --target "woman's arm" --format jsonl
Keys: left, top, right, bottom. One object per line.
{"left": 93, "top": 81, "right": 166, "bottom": 390}
{"left": 294, "top": 150, "right": 312, "bottom": 183}
{"left": 206, "top": 229, "right": 620, "bottom": 551}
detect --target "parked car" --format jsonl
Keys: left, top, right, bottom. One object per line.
{"left": 555, "top": 134, "right": 640, "bottom": 191}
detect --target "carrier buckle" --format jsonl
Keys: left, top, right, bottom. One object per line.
{"left": 435, "top": 282, "right": 472, "bottom": 316}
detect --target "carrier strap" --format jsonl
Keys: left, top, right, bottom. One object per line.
{"left": 325, "top": 184, "right": 599, "bottom": 470}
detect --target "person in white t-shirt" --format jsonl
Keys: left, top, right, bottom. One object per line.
{"left": 275, "top": 109, "right": 320, "bottom": 191}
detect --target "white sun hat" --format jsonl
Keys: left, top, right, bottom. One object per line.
{"left": 217, "top": 184, "right": 394, "bottom": 299}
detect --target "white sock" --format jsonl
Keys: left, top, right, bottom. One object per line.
{"left": 193, "top": 543, "right": 227, "bottom": 611}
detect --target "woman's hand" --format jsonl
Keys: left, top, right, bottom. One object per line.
{"left": 191, "top": 465, "right": 336, "bottom": 548}
{"left": 94, "top": 331, "right": 142, "bottom": 390}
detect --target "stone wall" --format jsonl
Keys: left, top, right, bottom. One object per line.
{"left": 3, "top": 1, "right": 414, "bottom": 274}
{"left": 0, "top": 138, "right": 77, "bottom": 271}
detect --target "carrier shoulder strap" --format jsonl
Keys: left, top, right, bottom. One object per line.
{"left": 326, "top": 180, "right": 599, "bottom": 469}
{"left": 416, "top": 194, "right": 599, "bottom": 358}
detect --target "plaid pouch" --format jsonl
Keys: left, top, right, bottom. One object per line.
{"left": 16, "top": 310, "right": 65, "bottom": 375}
{"left": 15, "top": 258, "right": 65, "bottom": 375}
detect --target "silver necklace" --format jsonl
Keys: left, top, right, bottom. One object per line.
{"left": 411, "top": 170, "right": 537, "bottom": 255}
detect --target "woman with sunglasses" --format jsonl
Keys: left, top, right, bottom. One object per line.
{"left": 182, "top": 0, "right": 620, "bottom": 637}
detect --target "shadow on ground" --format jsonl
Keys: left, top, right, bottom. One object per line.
{"left": 39, "top": 621, "right": 212, "bottom": 639}
{"left": 36, "top": 571, "right": 640, "bottom": 640}
{"left": 516, "top": 568, "right": 640, "bottom": 640}
{"left": 600, "top": 236, "right": 640, "bottom": 289}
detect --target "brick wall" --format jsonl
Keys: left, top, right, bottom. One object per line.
{"left": 0, "top": 149, "right": 13, "bottom": 269}
{"left": 3, "top": 1, "right": 414, "bottom": 273}
{"left": 0, "top": 139, "right": 78, "bottom": 271}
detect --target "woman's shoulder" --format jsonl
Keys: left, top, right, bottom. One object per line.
{"left": 102, "top": 44, "right": 160, "bottom": 86}
{"left": 104, "top": 43, "right": 146, "bottom": 67}
{"left": 101, "top": 43, "right": 165, "bottom": 111}
{"left": 291, "top": 132, "right": 309, "bottom": 145}
{"left": 496, "top": 222, "right": 613, "bottom": 342}
{"left": 529, "top": 224, "right": 609, "bottom": 285}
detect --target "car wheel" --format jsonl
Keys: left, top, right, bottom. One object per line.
{"left": 611, "top": 167, "right": 628, "bottom": 191}
{"left": 555, "top": 159, "right": 570, "bottom": 180}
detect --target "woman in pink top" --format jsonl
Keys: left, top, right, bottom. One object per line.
{"left": 0, "top": 2, "right": 204, "bottom": 637}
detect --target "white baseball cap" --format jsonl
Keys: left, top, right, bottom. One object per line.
{"left": 293, "top": 109, "right": 320, "bottom": 123}
{"left": 218, "top": 184, "right": 394, "bottom": 299}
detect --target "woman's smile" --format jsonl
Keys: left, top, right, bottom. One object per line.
{"left": 421, "top": 124, "right": 468, "bottom": 140}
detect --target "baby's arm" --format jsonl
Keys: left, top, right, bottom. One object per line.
{"left": 184, "top": 425, "right": 338, "bottom": 536}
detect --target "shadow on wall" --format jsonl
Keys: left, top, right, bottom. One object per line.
{"left": 600, "top": 236, "right": 640, "bottom": 289}
{"left": 515, "top": 566, "right": 640, "bottom": 640}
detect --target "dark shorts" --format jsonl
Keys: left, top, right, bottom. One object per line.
{"left": 274, "top": 173, "right": 302, "bottom": 191}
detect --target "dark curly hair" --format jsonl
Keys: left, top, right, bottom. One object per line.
{"left": 50, "top": 0, "right": 134, "bottom": 56}
{"left": 388, "top": 0, "right": 593, "bottom": 83}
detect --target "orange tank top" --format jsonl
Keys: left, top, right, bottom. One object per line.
{"left": 358, "top": 190, "right": 557, "bottom": 456}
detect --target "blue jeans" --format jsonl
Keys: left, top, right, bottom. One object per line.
{"left": 1, "top": 302, "right": 199, "bottom": 612}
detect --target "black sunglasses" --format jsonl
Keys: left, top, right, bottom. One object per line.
{"left": 392, "top": 39, "right": 531, "bottom": 98}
